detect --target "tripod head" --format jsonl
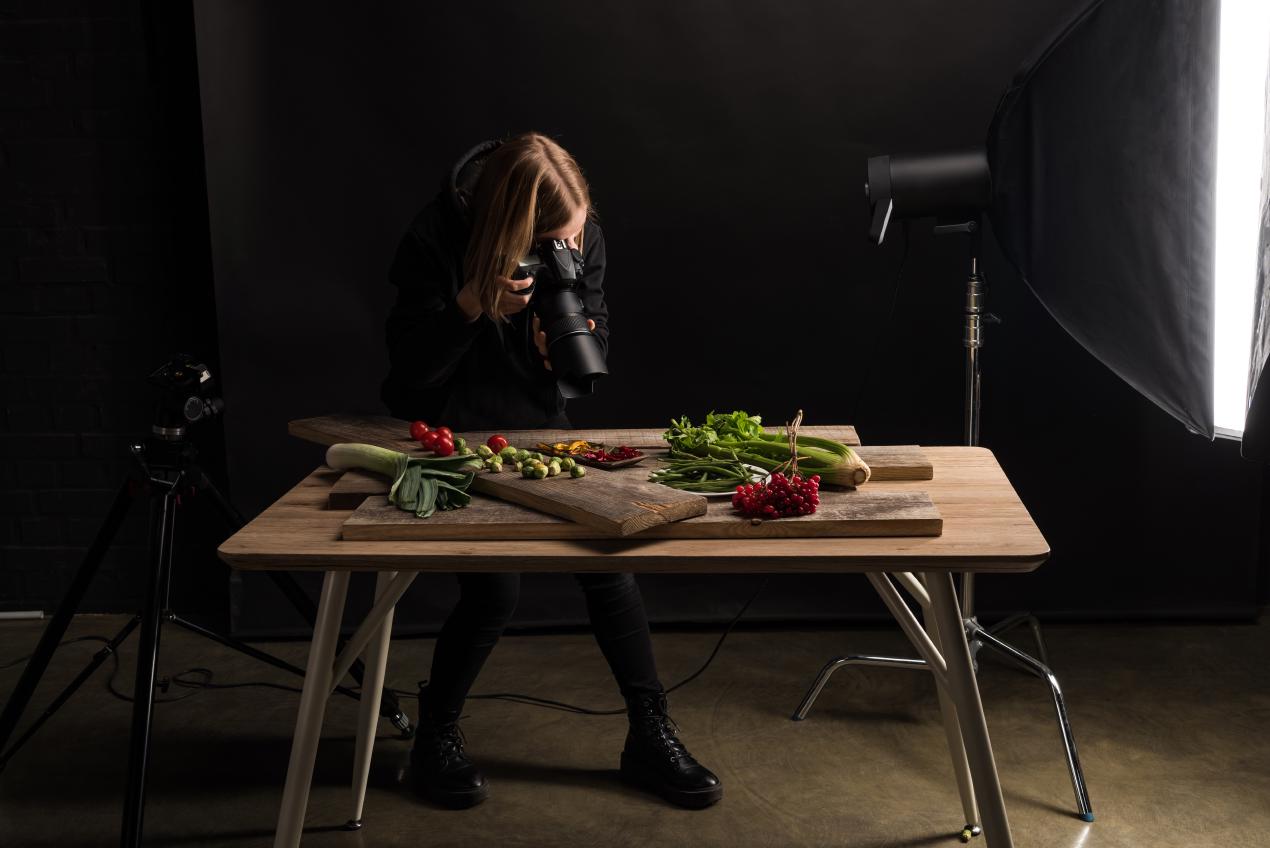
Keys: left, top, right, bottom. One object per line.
{"left": 132, "top": 355, "right": 225, "bottom": 477}
{"left": 148, "top": 355, "right": 224, "bottom": 441}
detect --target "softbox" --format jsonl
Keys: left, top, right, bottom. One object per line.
{"left": 1243, "top": 57, "right": 1270, "bottom": 460}
{"left": 988, "top": 0, "right": 1219, "bottom": 439}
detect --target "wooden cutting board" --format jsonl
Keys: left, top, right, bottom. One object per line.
{"left": 465, "top": 466, "right": 705, "bottom": 536}
{"left": 326, "top": 465, "right": 705, "bottom": 537}
{"left": 288, "top": 414, "right": 861, "bottom": 449}
{"left": 289, "top": 415, "right": 932, "bottom": 482}
{"left": 341, "top": 489, "right": 941, "bottom": 540}
{"left": 323, "top": 447, "right": 931, "bottom": 512}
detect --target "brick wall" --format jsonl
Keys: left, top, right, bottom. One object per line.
{"left": 1, "top": 1, "right": 223, "bottom": 615}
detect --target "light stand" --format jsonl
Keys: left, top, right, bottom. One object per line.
{"left": 792, "top": 154, "right": 1094, "bottom": 833}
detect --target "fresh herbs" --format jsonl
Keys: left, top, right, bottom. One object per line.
{"left": 662, "top": 409, "right": 870, "bottom": 488}
{"left": 325, "top": 443, "right": 481, "bottom": 518}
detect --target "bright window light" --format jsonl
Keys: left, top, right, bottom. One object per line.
{"left": 1213, "top": 0, "right": 1270, "bottom": 434}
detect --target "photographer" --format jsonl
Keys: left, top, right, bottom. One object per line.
{"left": 380, "top": 133, "right": 722, "bottom": 810}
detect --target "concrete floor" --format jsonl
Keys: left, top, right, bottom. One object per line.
{"left": 0, "top": 614, "right": 1267, "bottom": 848}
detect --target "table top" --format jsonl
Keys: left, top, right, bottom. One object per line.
{"left": 218, "top": 444, "right": 1049, "bottom": 575}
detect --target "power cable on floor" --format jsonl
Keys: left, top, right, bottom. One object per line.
{"left": 0, "top": 578, "right": 768, "bottom": 716}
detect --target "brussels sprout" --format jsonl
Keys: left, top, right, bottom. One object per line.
{"left": 570, "top": 464, "right": 587, "bottom": 478}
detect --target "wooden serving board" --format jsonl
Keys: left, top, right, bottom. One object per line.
{"left": 289, "top": 414, "right": 861, "bottom": 450}
{"left": 329, "top": 466, "right": 703, "bottom": 536}
{"left": 465, "top": 467, "right": 705, "bottom": 536}
{"left": 341, "top": 488, "right": 941, "bottom": 540}
{"left": 853, "top": 445, "right": 933, "bottom": 481}
{"left": 324, "top": 446, "right": 932, "bottom": 512}
{"left": 291, "top": 415, "right": 932, "bottom": 482}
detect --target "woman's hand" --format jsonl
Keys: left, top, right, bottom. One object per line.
{"left": 533, "top": 314, "right": 596, "bottom": 371}
{"left": 455, "top": 275, "right": 535, "bottom": 323}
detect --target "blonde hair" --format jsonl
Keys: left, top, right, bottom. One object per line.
{"left": 465, "top": 133, "right": 591, "bottom": 321}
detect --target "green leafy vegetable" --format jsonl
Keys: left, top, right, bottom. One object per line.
{"left": 663, "top": 410, "right": 870, "bottom": 488}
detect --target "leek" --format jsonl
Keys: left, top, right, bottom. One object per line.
{"left": 325, "top": 442, "right": 482, "bottom": 518}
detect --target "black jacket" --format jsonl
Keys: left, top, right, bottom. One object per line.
{"left": 380, "top": 140, "right": 610, "bottom": 430}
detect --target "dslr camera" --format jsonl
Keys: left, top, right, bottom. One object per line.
{"left": 514, "top": 238, "right": 608, "bottom": 398}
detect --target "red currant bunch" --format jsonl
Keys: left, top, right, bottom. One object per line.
{"left": 732, "top": 472, "right": 821, "bottom": 519}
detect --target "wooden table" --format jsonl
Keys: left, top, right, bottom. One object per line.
{"left": 219, "top": 437, "right": 1048, "bottom": 848}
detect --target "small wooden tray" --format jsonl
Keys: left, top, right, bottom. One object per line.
{"left": 535, "top": 444, "right": 648, "bottom": 470}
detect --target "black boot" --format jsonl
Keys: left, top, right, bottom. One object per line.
{"left": 410, "top": 692, "right": 488, "bottom": 809}
{"left": 620, "top": 691, "right": 722, "bottom": 809}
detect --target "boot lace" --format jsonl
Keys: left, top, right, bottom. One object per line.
{"left": 422, "top": 721, "right": 468, "bottom": 766}
{"left": 635, "top": 706, "right": 695, "bottom": 766}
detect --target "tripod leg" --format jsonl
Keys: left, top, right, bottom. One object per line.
{"left": 0, "top": 478, "right": 135, "bottom": 755}
{"left": 167, "top": 615, "right": 363, "bottom": 703}
{"left": 121, "top": 484, "right": 179, "bottom": 848}
{"left": 349, "top": 571, "right": 397, "bottom": 829}
{"left": 971, "top": 625, "right": 1093, "bottom": 822}
{"left": 0, "top": 615, "right": 141, "bottom": 770}
{"left": 792, "top": 655, "right": 927, "bottom": 721}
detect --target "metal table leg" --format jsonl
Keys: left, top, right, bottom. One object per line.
{"left": 926, "top": 573, "right": 1013, "bottom": 848}
{"left": 923, "top": 575, "right": 981, "bottom": 842}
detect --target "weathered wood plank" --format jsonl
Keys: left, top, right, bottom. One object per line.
{"left": 341, "top": 489, "right": 942, "bottom": 541}
{"left": 288, "top": 414, "right": 861, "bottom": 451}
{"left": 852, "top": 445, "right": 934, "bottom": 481}
{"left": 465, "top": 468, "right": 706, "bottom": 537}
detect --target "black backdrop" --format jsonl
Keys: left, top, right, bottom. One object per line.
{"left": 191, "top": 1, "right": 1266, "bottom": 637}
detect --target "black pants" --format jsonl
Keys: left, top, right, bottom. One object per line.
{"left": 423, "top": 572, "right": 663, "bottom": 717}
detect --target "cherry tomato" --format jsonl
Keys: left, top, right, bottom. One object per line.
{"left": 435, "top": 426, "right": 453, "bottom": 440}
{"left": 487, "top": 434, "right": 509, "bottom": 453}
{"left": 433, "top": 436, "right": 455, "bottom": 457}
{"left": 409, "top": 420, "right": 429, "bottom": 441}
{"left": 420, "top": 430, "right": 440, "bottom": 451}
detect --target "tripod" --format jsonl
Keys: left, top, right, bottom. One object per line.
{"left": 0, "top": 430, "right": 413, "bottom": 847}
{"left": 792, "top": 218, "right": 1094, "bottom": 829}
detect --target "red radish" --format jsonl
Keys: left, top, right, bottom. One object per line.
{"left": 420, "top": 430, "right": 441, "bottom": 451}
{"left": 409, "top": 420, "right": 429, "bottom": 441}
{"left": 433, "top": 436, "right": 455, "bottom": 457}
{"left": 487, "top": 434, "right": 509, "bottom": 453}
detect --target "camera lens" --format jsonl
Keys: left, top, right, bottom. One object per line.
{"left": 526, "top": 240, "right": 608, "bottom": 398}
